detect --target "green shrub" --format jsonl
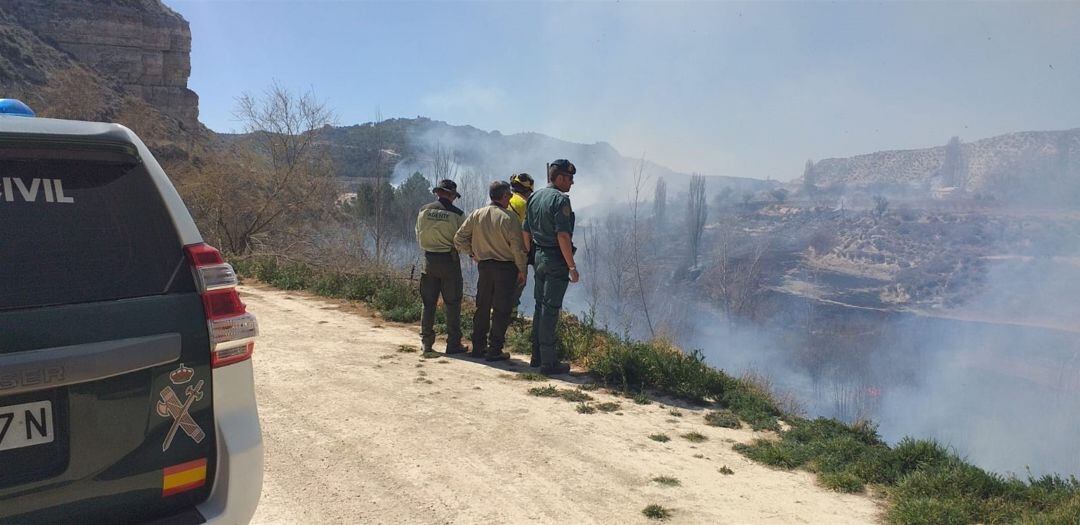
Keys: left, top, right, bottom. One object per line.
{"left": 269, "top": 262, "right": 312, "bottom": 290}
{"left": 704, "top": 409, "right": 741, "bottom": 429}
{"left": 576, "top": 403, "right": 596, "bottom": 414}
{"left": 821, "top": 470, "right": 865, "bottom": 493}
{"left": 528, "top": 385, "right": 559, "bottom": 397}
{"left": 384, "top": 303, "right": 422, "bottom": 323}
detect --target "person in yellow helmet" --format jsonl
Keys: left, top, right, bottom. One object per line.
{"left": 508, "top": 173, "right": 534, "bottom": 224}
{"left": 508, "top": 173, "right": 535, "bottom": 314}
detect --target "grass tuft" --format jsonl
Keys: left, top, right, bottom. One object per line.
{"left": 668, "top": 409, "right": 683, "bottom": 417}
{"left": 642, "top": 504, "right": 672, "bottom": 520}
{"left": 652, "top": 475, "right": 681, "bottom": 487}
{"left": 633, "top": 393, "right": 652, "bottom": 405}
{"left": 514, "top": 372, "right": 547, "bottom": 381}
{"left": 649, "top": 433, "right": 671, "bottom": 443}
{"left": 396, "top": 344, "right": 419, "bottom": 353}
{"left": 595, "top": 402, "right": 621, "bottom": 413}
{"left": 704, "top": 409, "right": 742, "bottom": 429}
{"left": 528, "top": 385, "right": 559, "bottom": 397}
{"left": 559, "top": 389, "right": 594, "bottom": 403}
{"left": 681, "top": 431, "right": 708, "bottom": 443}
{"left": 719, "top": 465, "right": 734, "bottom": 475}
{"left": 576, "top": 403, "right": 597, "bottom": 414}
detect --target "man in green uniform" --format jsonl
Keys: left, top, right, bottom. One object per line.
{"left": 522, "top": 159, "right": 579, "bottom": 375}
{"left": 415, "top": 179, "right": 468, "bottom": 355}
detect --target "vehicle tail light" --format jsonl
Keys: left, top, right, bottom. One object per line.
{"left": 185, "top": 243, "right": 258, "bottom": 368}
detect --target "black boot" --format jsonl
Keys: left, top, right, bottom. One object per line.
{"left": 485, "top": 352, "right": 511, "bottom": 362}
{"left": 540, "top": 362, "right": 571, "bottom": 375}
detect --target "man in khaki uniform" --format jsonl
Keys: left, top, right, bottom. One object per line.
{"left": 416, "top": 179, "right": 467, "bottom": 354}
{"left": 454, "top": 180, "right": 527, "bottom": 361}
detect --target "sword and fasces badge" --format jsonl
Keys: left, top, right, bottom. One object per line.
{"left": 157, "top": 364, "right": 206, "bottom": 452}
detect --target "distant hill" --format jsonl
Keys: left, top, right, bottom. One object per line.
{"left": 806, "top": 129, "right": 1080, "bottom": 205}
{"left": 310, "top": 117, "right": 774, "bottom": 208}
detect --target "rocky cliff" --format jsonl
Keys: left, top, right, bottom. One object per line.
{"left": 0, "top": 0, "right": 198, "bottom": 130}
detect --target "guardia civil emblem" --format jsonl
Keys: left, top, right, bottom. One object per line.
{"left": 156, "top": 364, "right": 206, "bottom": 451}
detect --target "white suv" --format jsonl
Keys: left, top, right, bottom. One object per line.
{"left": 0, "top": 99, "right": 263, "bottom": 524}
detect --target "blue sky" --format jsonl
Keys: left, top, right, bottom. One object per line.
{"left": 171, "top": 1, "right": 1080, "bottom": 180}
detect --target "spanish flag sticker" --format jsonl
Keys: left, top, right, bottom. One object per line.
{"left": 162, "top": 458, "right": 207, "bottom": 497}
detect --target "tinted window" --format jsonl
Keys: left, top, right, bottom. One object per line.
{"left": 0, "top": 148, "right": 189, "bottom": 310}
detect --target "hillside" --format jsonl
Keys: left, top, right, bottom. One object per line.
{"left": 807, "top": 129, "right": 1080, "bottom": 205}
{"left": 310, "top": 117, "right": 775, "bottom": 208}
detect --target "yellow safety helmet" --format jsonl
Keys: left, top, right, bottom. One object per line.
{"left": 510, "top": 173, "right": 535, "bottom": 193}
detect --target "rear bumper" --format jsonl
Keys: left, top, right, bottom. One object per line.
{"left": 197, "top": 360, "right": 263, "bottom": 524}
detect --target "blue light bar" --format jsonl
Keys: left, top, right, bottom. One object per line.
{"left": 0, "top": 99, "right": 35, "bottom": 117}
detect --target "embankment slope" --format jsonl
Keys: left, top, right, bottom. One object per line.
{"left": 242, "top": 284, "right": 881, "bottom": 524}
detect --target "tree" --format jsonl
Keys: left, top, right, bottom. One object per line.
{"left": 430, "top": 143, "right": 458, "bottom": 189}
{"left": 395, "top": 171, "right": 434, "bottom": 236}
{"left": 941, "top": 136, "right": 966, "bottom": 189}
{"left": 183, "top": 82, "right": 337, "bottom": 255}
{"left": 872, "top": 195, "right": 889, "bottom": 218}
{"left": 802, "top": 159, "right": 818, "bottom": 196}
{"left": 653, "top": 177, "right": 667, "bottom": 228}
{"left": 770, "top": 188, "right": 789, "bottom": 204}
{"left": 687, "top": 174, "right": 707, "bottom": 266}
{"left": 630, "top": 158, "right": 656, "bottom": 338}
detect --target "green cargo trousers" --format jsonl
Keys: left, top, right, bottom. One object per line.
{"left": 472, "top": 260, "right": 518, "bottom": 356}
{"left": 420, "top": 251, "right": 463, "bottom": 351}
{"left": 531, "top": 248, "right": 570, "bottom": 367}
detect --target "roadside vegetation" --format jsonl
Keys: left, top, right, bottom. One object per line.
{"left": 233, "top": 255, "right": 1080, "bottom": 524}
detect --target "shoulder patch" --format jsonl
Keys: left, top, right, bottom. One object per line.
{"left": 561, "top": 203, "right": 572, "bottom": 217}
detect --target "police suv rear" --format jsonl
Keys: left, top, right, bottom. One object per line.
{"left": 0, "top": 99, "right": 263, "bottom": 524}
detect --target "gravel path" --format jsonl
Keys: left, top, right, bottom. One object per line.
{"left": 241, "top": 284, "right": 882, "bottom": 524}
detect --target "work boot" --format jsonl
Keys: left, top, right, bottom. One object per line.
{"left": 445, "top": 344, "right": 469, "bottom": 355}
{"left": 540, "top": 362, "right": 571, "bottom": 376}
{"left": 529, "top": 352, "right": 541, "bottom": 368}
{"left": 485, "top": 352, "right": 511, "bottom": 362}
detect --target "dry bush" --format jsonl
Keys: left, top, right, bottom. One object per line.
{"left": 39, "top": 67, "right": 109, "bottom": 121}
{"left": 113, "top": 96, "right": 167, "bottom": 144}
{"left": 180, "top": 83, "right": 339, "bottom": 256}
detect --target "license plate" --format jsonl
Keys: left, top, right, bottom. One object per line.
{"left": 0, "top": 400, "right": 54, "bottom": 452}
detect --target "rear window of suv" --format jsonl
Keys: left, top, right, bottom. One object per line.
{"left": 0, "top": 145, "right": 191, "bottom": 310}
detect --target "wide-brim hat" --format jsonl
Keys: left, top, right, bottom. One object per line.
{"left": 432, "top": 179, "right": 462, "bottom": 198}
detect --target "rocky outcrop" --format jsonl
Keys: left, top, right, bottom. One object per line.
{"left": 1, "top": 0, "right": 199, "bottom": 130}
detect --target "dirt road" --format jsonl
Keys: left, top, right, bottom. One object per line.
{"left": 241, "top": 284, "right": 882, "bottom": 524}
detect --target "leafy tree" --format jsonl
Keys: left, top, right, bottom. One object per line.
{"left": 802, "top": 159, "right": 818, "bottom": 196}
{"left": 941, "top": 136, "right": 966, "bottom": 189}
{"left": 653, "top": 177, "right": 668, "bottom": 227}
{"left": 687, "top": 174, "right": 708, "bottom": 265}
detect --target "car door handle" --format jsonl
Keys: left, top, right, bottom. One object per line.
{"left": 0, "top": 334, "right": 180, "bottom": 396}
